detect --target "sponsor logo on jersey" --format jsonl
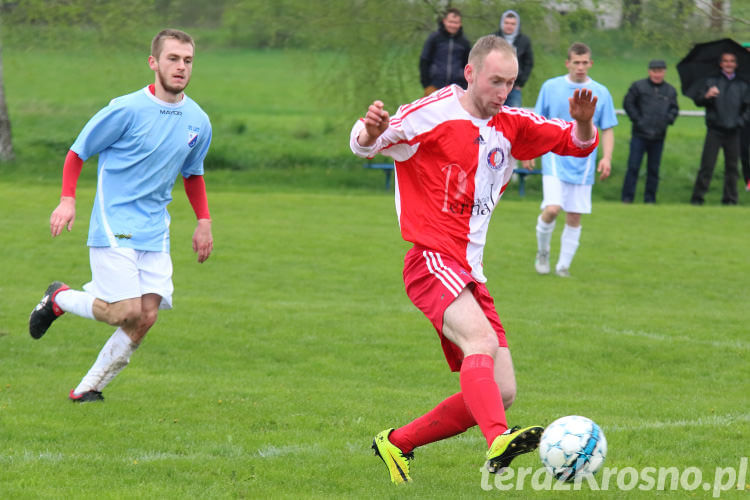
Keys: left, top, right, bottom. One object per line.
{"left": 486, "top": 147, "right": 505, "bottom": 170}
{"left": 160, "top": 109, "right": 183, "bottom": 116}
{"left": 443, "top": 185, "right": 498, "bottom": 216}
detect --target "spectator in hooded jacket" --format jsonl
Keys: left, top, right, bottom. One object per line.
{"left": 419, "top": 8, "right": 471, "bottom": 96}
{"left": 494, "top": 10, "right": 533, "bottom": 107}
{"left": 621, "top": 59, "right": 679, "bottom": 204}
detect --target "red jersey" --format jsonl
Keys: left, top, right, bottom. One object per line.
{"left": 350, "top": 85, "right": 597, "bottom": 283}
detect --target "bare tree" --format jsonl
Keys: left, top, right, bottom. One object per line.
{"left": 623, "top": 0, "right": 643, "bottom": 27}
{"left": 0, "top": 37, "right": 13, "bottom": 161}
{"left": 710, "top": 0, "right": 724, "bottom": 30}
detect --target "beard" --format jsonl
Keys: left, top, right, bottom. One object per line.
{"left": 472, "top": 95, "right": 500, "bottom": 119}
{"left": 157, "top": 68, "right": 190, "bottom": 95}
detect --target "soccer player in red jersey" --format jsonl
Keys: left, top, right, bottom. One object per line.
{"left": 350, "top": 35, "right": 599, "bottom": 483}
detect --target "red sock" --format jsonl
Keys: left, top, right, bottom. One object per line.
{"left": 459, "top": 353, "right": 508, "bottom": 447}
{"left": 389, "top": 392, "right": 475, "bottom": 454}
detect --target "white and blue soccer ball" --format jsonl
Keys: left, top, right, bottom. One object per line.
{"left": 539, "top": 415, "right": 607, "bottom": 482}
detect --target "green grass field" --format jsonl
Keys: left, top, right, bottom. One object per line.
{"left": 0, "top": 34, "right": 748, "bottom": 498}
{"left": 1, "top": 181, "right": 748, "bottom": 498}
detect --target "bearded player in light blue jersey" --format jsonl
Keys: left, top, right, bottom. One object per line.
{"left": 29, "top": 29, "right": 213, "bottom": 402}
{"left": 525, "top": 42, "right": 617, "bottom": 277}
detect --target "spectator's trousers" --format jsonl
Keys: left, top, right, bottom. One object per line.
{"left": 621, "top": 135, "right": 665, "bottom": 203}
{"left": 691, "top": 127, "right": 740, "bottom": 205}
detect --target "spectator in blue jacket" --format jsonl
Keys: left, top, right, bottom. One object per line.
{"left": 621, "top": 59, "right": 679, "bottom": 204}
{"left": 419, "top": 8, "right": 471, "bottom": 96}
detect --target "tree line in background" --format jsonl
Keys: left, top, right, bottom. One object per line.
{"left": 2, "top": 0, "right": 745, "bottom": 49}
{"left": 0, "top": 0, "right": 747, "bottom": 160}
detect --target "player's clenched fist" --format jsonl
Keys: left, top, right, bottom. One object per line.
{"left": 358, "top": 100, "right": 390, "bottom": 147}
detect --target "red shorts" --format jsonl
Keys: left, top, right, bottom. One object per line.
{"left": 403, "top": 245, "right": 507, "bottom": 372}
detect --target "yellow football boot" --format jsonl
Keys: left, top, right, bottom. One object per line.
{"left": 372, "top": 428, "right": 414, "bottom": 484}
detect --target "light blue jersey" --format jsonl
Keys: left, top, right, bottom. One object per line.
{"left": 71, "top": 87, "right": 211, "bottom": 252}
{"left": 534, "top": 76, "right": 617, "bottom": 185}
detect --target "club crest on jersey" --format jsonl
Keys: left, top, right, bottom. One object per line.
{"left": 486, "top": 147, "right": 505, "bottom": 170}
{"left": 188, "top": 130, "right": 198, "bottom": 148}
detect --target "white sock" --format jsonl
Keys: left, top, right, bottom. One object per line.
{"left": 536, "top": 215, "right": 556, "bottom": 254}
{"left": 557, "top": 224, "right": 581, "bottom": 271}
{"left": 54, "top": 289, "right": 95, "bottom": 320}
{"left": 73, "top": 328, "right": 138, "bottom": 394}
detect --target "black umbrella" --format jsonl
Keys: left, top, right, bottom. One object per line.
{"left": 676, "top": 38, "right": 750, "bottom": 96}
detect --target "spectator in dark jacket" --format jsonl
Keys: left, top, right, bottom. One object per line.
{"left": 494, "top": 10, "right": 533, "bottom": 107}
{"left": 621, "top": 59, "right": 679, "bottom": 203}
{"left": 740, "top": 43, "right": 750, "bottom": 192}
{"left": 741, "top": 114, "right": 750, "bottom": 191}
{"left": 690, "top": 52, "right": 750, "bottom": 205}
{"left": 419, "top": 8, "right": 471, "bottom": 96}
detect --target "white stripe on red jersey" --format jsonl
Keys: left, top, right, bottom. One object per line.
{"left": 422, "top": 250, "right": 468, "bottom": 298}
{"left": 351, "top": 84, "right": 597, "bottom": 283}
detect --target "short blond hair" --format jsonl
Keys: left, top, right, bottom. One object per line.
{"left": 151, "top": 29, "right": 194, "bottom": 59}
{"left": 468, "top": 35, "right": 516, "bottom": 73}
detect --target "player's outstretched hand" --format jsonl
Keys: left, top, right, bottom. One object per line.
{"left": 50, "top": 197, "right": 76, "bottom": 237}
{"left": 358, "top": 100, "right": 390, "bottom": 147}
{"left": 193, "top": 219, "right": 213, "bottom": 263}
{"left": 568, "top": 88, "right": 597, "bottom": 123}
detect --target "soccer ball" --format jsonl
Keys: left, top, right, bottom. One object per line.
{"left": 539, "top": 415, "right": 607, "bottom": 482}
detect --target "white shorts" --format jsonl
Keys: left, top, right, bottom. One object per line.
{"left": 540, "top": 175, "right": 593, "bottom": 214}
{"left": 84, "top": 247, "right": 174, "bottom": 310}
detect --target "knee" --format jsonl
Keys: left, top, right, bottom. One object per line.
{"left": 543, "top": 205, "right": 561, "bottom": 220}
{"left": 138, "top": 308, "right": 158, "bottom": 331}
{"left": 106, "top": 302, "right": 143, "bottom": 326}
{"left": 566, "top": 213, "right": 582, "bottom": 227}
{"left": 125, "top": 308, "right": 158, "bottom": 345}
{"left": 464, "top": 333, "right": 500, "bottom": 357}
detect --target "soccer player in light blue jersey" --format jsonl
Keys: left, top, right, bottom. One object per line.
{"left": 524, "top": 42, "right": 617, "bottom": 277}
{"left": 29, "top": 29, "right": 214, "bottom": 402}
